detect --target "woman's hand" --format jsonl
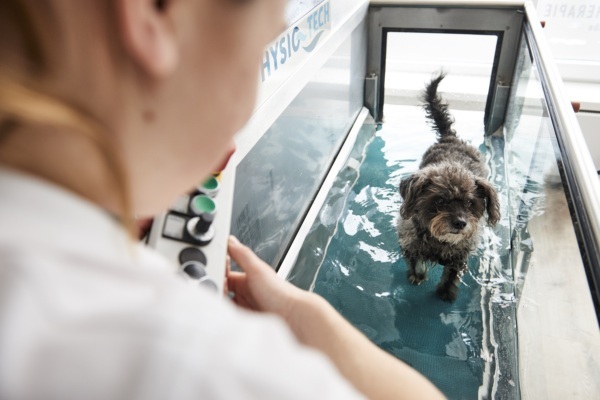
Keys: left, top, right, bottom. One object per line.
{"left": 226, "top": 236, "right": 306, "bottom": 320}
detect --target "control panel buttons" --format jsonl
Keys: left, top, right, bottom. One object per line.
{"left": 149, "top": 167, "right": 233, "bottom": 296}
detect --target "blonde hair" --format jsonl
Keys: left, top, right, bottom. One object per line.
{"left": 0, "top": 0, "right": 135, "bottom": 236}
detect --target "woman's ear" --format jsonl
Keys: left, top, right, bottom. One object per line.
{"left": 116, "top": 0, "right": 178, "bottom": 78}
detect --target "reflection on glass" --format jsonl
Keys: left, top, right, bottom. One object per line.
{"left": 506, "top": 28, "right": 597, "bottom": 398}
{"left": 504, "top": 32, "right": 559, "bottom": 296}
{"left": 231, "top": 26, "right": 364, "bottom": 269}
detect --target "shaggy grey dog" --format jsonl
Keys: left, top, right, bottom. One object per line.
{"left": 397, "top": 72, "right": 500, "bottom": 302}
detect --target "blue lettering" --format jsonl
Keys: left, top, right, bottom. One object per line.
{"left": 279, "top": 36, "right": 287, "bottom": 65}
{"left": 260, "top": 2, "right": 331, "bottom": 83}
{"left": 269, "top": 45, "right": 278, "bottom": 71}
{"left": 261, "top": 50, "right": 270, "bottom": 82}
{"left": 292, "top": 27, "right": 301, "bottom": 52}
{"left": 307, "top": 3, "right": 330, "bottom": 36}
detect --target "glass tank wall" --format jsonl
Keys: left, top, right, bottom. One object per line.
{"left": 231, "top": 19, "right": 367, "bottom": 269}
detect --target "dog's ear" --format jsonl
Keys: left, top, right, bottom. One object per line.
{"left": 476, "top": 178, "right": 501, "bottom": 227}
{"left": 399, "top": 173, "right": 429, "bottom": 219}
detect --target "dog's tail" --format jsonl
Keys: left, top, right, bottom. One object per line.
{"left": 422, "top": 72, "right": 456, "bottom": 140}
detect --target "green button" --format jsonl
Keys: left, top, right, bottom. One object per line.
{"left": 190, "top": 195, "right": 216, "bottom": 215}
{"left": 201, "top": 176, "right": 219, "bottom": 191}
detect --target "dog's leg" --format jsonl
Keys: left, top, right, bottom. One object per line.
{"left": 407, "top": 257, "right": 428, "bottom": 285}
{"left": 435, "top": 262, "right": 467, "bottom": 302}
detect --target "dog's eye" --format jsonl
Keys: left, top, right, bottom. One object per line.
{"left": 465, "top": 200, "right": 472, "bottom": 207}
{"left": 435, "top": 198, "right": 445, "bottom": 207}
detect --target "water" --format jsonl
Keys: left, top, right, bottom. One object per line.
{"left": 293, "top": 104, "right": 519, "bottom": 399}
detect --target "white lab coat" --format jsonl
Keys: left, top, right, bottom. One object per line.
{"left": 0, "top": 168, "right": 364, "bottom": 400}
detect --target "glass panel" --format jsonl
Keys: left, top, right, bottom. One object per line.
{"left": 231, "top": 22, "right": 366, "bottom": 269}
{"left": 507, "top": 27, "right": 599, "bottom": 398}
{"left": 287, "top": 117, "right": 378, "bottom": 288}
{"left": 504, "top": 32, "right": 555, "bottom": 296}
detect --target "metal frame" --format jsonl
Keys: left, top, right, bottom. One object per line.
{"left": 366, "top": 1, "right": 524, "bottom": 133}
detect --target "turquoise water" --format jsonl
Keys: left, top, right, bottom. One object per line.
{"left": 295, "top": 105, "right": 519, "bottom": 399}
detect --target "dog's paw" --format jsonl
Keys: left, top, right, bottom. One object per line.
{"left": 435, "top": 285, "right": 458, "bottom": 302}
{"left": 407, "top": 271, "right": 427, "bottom": 285}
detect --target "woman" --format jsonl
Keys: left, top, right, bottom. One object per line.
{"left": 0, "top": 1, "right": 445, "bottom": 399}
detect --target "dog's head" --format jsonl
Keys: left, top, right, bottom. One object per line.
{"left": 399, "top": 162, "right": 500, "bottom": 244}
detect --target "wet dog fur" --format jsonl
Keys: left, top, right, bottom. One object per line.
{"left": 397, "top": 72, "right": 500, "bottom": 302}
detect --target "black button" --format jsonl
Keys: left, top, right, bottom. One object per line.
{"left": 181, "top": 261, "right": 207, "bottom": 280}
{"left": 179, "top": 247, "right": 208, "bottom": 266}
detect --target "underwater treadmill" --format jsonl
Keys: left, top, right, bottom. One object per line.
{"left": 228, "top": 1, "right": 600, "bottom": 399}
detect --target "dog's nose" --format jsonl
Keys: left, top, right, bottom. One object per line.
{"left": 452, "top": 219, "right": 467, "bottom": 230}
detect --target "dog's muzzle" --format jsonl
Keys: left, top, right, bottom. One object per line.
{"left": 430, "top": 214, "right": 476, "bottom": 244}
